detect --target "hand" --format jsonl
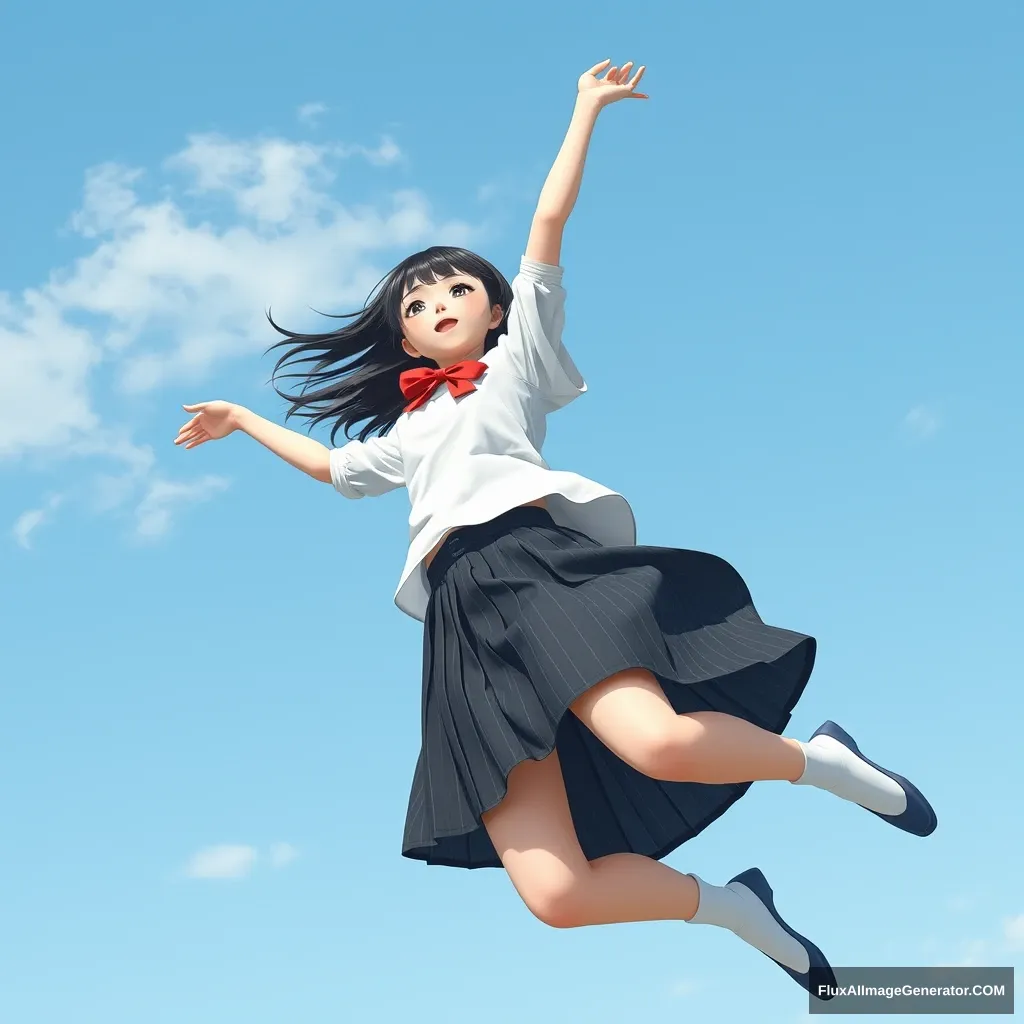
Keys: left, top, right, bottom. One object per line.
{"left": 577, "top": 59, "right": 648, "bottom": 107}
{"left": 175, "top": 401, "right": 243, "bottom": 449}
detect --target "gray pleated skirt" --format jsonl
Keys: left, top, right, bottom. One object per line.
{"left": 402, "top": 505, "right": 816, "bottom": 869}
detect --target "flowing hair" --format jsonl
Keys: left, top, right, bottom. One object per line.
{"left": 266, "top": 247, "right": 513, "bottom": 444}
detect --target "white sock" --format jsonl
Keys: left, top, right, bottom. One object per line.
{"left": 792, "top": 734, "right": 907, "bottom": 815}
{"left": 687, "top": 874, "right": 810, "bottom": 974}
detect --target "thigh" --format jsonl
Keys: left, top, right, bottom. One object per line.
{"left": 569, "top": 667, "right": 680, "bottom": 771}
{"left": 481, "top": 751, "right": 590, "bottom": 919}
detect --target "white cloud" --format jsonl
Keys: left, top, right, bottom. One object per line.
{"left": 1004, "top": 914, "right": 1024, "bottom": 951}
{"left": 41, "top": 132, "right": 459, "bottom": 396}
{"left": 0, "top": 292, "right": 100, "bottom": 459}
{"left": 297, "top": 102, "right": 328, "bottom": 126}
{"left": 1, "top": 126, "right": 482, "bottom": 545}
{"left": 347, "top": 136, "right": 401, "bottom": 166}
{"left": 68, "top": 164, "right": 145, "bottom": 239}
{"left": 167, "top": 134, "right": 336, "bottom": 224}
{"left": 184, "top": 844, "right": 257, "bottom": 879}
{"left": 134, "top": 474, "right": 230, "bottom": 539}
{"left": 904, "top": 404, "right": 940, "bottom": 440}
{"left": 268, "top": 842, "right": 299, "bottom": 868}
{"left": 12, "top": 494, "right": 63, "bottom": 548}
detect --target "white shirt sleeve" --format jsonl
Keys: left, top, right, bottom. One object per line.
{"left": 329, "top": 433, "right": 405, "bottom": 498}
{"left": 500, "top": 257, "right": 586, "bottom": 407}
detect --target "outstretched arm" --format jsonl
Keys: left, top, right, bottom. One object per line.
{"left": 175, "top": 402, "right": 332, "bottom": 482}
{"left": 526, "top": 59, "right": 647, "bottom": 266}
{"left": 175, "top": 401, "right": 405, "bottom": 498}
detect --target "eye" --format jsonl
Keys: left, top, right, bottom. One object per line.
{"left": 403, "top": 280, "right": 473, "bottom": 317}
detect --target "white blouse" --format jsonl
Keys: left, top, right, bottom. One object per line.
{"left": 328, "top": 257, "right": 637, "bottom": 621}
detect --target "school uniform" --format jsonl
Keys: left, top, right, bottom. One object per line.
{"left": 328, "top": 258, "right": 816, "bottom": 870}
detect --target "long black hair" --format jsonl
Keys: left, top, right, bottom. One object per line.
{"left": 266, "top": 247, "right": 513, "bottom": 444}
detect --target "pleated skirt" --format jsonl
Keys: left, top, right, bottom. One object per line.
{"left": 401, "top": 505, "right": 816, "bottom": 869}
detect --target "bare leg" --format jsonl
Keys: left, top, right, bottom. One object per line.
{"left": 570, "top": 668, "right": 806, "bottom": 783}
{"left": 482, "top": 749, "right": 699, "bottom": 926}
{"left": 481, "top": 747, "right": 819, "bottom": 984}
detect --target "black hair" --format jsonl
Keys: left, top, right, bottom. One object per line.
{"left": 266, "top": 246, "right": 513, "bottom": 444}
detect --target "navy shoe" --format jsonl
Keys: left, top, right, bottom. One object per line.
{"left": 729, "top": 867, "right": 837, "bottom": 1000}
{"left": 810, "top": 721, "right": 938, "bottom": 837}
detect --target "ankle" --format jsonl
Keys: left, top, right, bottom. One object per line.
{"left": 786, "top": 738, "right": 810, "bottom": 783}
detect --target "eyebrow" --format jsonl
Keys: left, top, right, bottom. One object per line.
{"left": 402, "top": 275, "right": 464, "bottom": 301}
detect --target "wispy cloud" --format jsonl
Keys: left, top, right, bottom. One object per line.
{"left": 183, "top": 844, "right": 257, "bottom": 879}
{"left": 181, "top": 841, "right": 299, "bottom": 880}
{"left": 134, "top": 475, "right": 230, "bottom": 540}
{"left": 1, "top": 126, "right": 479, "bottom": 544}
{"left": 954, "top": 939, "right": 991, "bottom": 967}
{"left": 12, "top": 493, "right": 63, "bottom": 548}
{"left": 932, "top": 912, "right": 1024, "bottom": 966}
{"left": 668, "top": 979, "right": 701, "bottom": 997}
{"left": 904, "top": 404, "right": 940, "bottom": 440}
{"left": 269, "top": 842, "right": 299, "bottom": 868}
{"left": 297, "top": 101, "right": 328, "bottom": 126}
{"left": 475, "top": 174, "right": 538, "bottom": 207}
{"left": 345, "top": 136, "right": 401, "bottom": 166}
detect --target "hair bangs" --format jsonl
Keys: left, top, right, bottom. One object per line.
{"left": 385, "top": 247, "right": 504, "bottom": 329}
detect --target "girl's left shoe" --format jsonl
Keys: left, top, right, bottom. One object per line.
{"left": 689, "top": 869, "right": 837, "bottom": 999}
{"left": 794, "top": 720, "right": 938, "bottom": 837}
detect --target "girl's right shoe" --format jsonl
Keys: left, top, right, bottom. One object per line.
{"left": 797, "top": 720, "right": 938, "bottom": 837}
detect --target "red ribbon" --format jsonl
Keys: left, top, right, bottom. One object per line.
{"left": 399, "top": 360, "right": 488, "bottom": 412}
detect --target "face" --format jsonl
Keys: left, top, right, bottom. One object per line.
{"left": 399, "top": 273, "right": 504, "bottom": 367}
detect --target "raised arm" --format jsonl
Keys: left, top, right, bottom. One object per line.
{"left": 526, "top": 59, "right": 648, "bottom": 267}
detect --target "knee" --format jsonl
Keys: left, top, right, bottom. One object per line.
{"left": 628, "top": 722, "right": 699, "bottom": 780}
{"left": 521, "top": 876, "right": 591, "bottom": 929}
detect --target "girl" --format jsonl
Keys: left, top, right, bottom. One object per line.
{"left": 175, "top": 60, "right": 936, "bottom": 999}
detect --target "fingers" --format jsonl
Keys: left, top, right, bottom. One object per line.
{"left": 587, "top": 59, "right": 649, "bottom": 100}
{"left": 179, "top": 429, "right": 210, "bottom": 449}
{"left": 174, "top": 423, "right": 206, "bottom": 446}
{"left": 613, "top": 61, "right": 648, "bottom": 99}
{"left": 175, "top": 403, "right": 217, "bottom": 448}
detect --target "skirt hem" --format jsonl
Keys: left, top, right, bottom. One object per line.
{"left": 402, "top": 637, "right": 816, "bottom": 869}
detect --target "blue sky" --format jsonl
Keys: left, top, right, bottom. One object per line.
{"left": 2, "top": 1, "right": 1021, "bottom": 1021}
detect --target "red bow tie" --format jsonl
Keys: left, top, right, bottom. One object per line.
{"left": 399, "top": 359, "right": 488, "bottom": 412}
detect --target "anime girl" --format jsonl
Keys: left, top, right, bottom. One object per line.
{"left": 175, "top": 59, "right": 936, "bottom": 998}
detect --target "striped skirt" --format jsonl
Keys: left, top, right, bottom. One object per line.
{"left": 401, "top": 505, "right": 816, "bottom": 869}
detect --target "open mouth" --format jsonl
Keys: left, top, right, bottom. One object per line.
{"left": 434, "top": 318, "right": 458, "bottom": 333}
